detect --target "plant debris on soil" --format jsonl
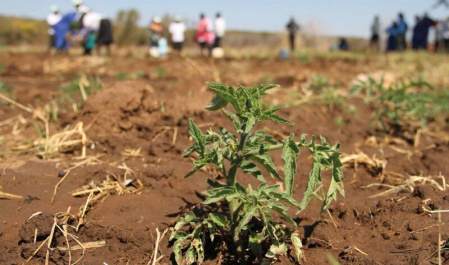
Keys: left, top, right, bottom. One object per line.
{"left": 0, "top": 52, "right": 448, "bottom": 264}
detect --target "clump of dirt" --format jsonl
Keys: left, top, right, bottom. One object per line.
{"left": 19, "top": 214, "right": 54, "bottom": 243}
{"left": 78, "top": 80, "right": 162, "bottom": 136}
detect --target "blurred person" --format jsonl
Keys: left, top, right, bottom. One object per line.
{"left": 396, "top": 13, "right": 408, "bottom": 51}
{"left": 370, "top": 16, "right": 381, "bottom": 52}
{"left": 196, "top": 13, "right": 215, "bottom": 56}
{"left": 169, "top": 16, "right": 186, "bottom": 53}
{"left": 412, "top": 16, "right": 421, "bottom": 50}
{"left": 77, "top": 9, "right": 114, "bottom": 55}
{"left": 386, "top": 21, "right": 400, "bottom": 52}
{"left": 413, "top": 13, "right": 437, "bottom": 50}
{"left": 214, "top": 12, "right": 226, "bottom": 48}
{"left": 443, "top": 17, "right": 449, "bottom": 52}
{"left": 339, "top": 37, "right": 349, "bottom": 51}
{"left": 150, "top": 16, "right": 163, "bottom": 47}
{"left": 72, "top": 0, "right": 90, "bottom": 17}
{"left": 158, "top": 32, "right": 168, "bottom": 58}
{"left": 52, "top": 11, "right": 77, "bottom": 53}
{"left": 435, "top": 20, "right": 445, "bottom": 52}
{"left": 47, "top": 5, "right": 62, "bottom": 53}
{"left": 286, "top": 17, "right": 300, "bottom": 51}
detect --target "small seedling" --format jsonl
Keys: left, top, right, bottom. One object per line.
{"left": 59, "top": 74, "right": 102, "bottom": 110}
{"left": 0, "top": 81, "right": 15, "bottom": 104}
{"left": 170, "top": 82, "right": 344, "bottom": 264}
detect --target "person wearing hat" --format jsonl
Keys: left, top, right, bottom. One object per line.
{"left": 47, "top": 5, "right": 62, "bottom": 53}
{"left": 72, "top": 0, "right": 91, "bottom": 15}
{"left": 150, "top": 16, "right": 163, "bottom": 48}
{"left": 214, "top": 12, "right": 226, "bottom": 48}
{"left": 169, "top": 16, "right": 186, "bottom": 53}
{"left": 75, "top": 7, "right": 114, "bottom": 55}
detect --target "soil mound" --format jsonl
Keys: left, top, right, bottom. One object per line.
{"left": 78, "top": 80, "right": 162, "bottom": 136}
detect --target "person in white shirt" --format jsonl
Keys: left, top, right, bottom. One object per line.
{"left": 72, "top": 1, "right": 114, "bottom": 55}
{"left": 214, "top": 12, "right": 226, "bottom": 48}
{"left": 47, "top": 5, "right": 62, "bottom": 53}
{"left": 169, "top": 16, "right": 186, "bottom": 52}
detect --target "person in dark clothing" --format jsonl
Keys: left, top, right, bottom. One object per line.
{"left": 370, "top": 16, "right": 381, "bottom": 52}
{"left": 412, "top": 16, "right": 421, "bottom": 50}
{"left": 396, "top": 13, "right": 408, "bottom": 51}
{"left": 413, "top": 14, "right": 437, "bottom": 50}
{"left": 286, "top": 18, "right": 300, "bottom": 51}
{"left": 339, "top": 37, "right": 349, "bottom": 50}
{"left": 386, "top": 22, "right": 400, "bottom": 52}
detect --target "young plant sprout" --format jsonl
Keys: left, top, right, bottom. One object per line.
{"left": 170, "top": 82, "right": 345, "bottom": 264}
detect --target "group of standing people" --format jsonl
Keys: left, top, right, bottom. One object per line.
{"left": 371, "top": 12, "right": 449, "bottom": 52}
{"left": 148, "top": 12, "right": 226, "bottom": 58}
{"left": 46, "top": 0, "right": 114, "bottom": 55}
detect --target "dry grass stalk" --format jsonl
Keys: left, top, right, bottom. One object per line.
{"left": 0, "top": 190, "right": 23, "bottom": 200}
{"left": 148, "top": 228, "right": 169, "bottom": 265}
{"left": 50, "top": 155, "right": 104, "bottom": 203}
{"left": 122, "top": 148, "right": 143, "bottom": 157}
{"left": 26, "top": 207, "right": 106, "bottom": 265}
{"left": 341, "top": 151, "right": 386, "bottom": 175}
{"left": 71, "top": 174, "right": 144, "bottom": 197}
{"left": 366, "top": 173, "right": 447, "bottom": 198}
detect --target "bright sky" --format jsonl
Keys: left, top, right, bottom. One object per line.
{"left": 1, "top": 0, "right": 448, "bottom": 37}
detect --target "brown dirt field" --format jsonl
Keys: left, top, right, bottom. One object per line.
{"left": 0, "top": 52, "right": 448, "bottom": 265}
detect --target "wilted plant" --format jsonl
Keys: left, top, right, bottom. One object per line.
{"left": 170, "top": 82, "right": 344, "bottom": 264}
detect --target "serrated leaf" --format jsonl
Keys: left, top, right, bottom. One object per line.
{"left": 244, "top": 115, "right": 256, "bottom": 133}
{"left": 205, "top": 94, "right": 228, "bottom": 110}
{"left": 222, "top": 108, "right": 242, "bottom": 132}
{"left": 189, "top": 119, "right": 206, "bottom": 157}
{"left": 263, "top": 113, "right": 294, "bottom": 125}
{"left": 203, "top": 187, "right": 236, "bottom": 204}
{"left": 271, "top": 204, "right": 296, "bottom": 226}
{"left": 240, "top": 161, "right": 265, "bottom": 182}
{"left": 282, "top": 134, "right": 300, "bottom": 195}
{"left": 248, "top": 153, "right": 281, "bottom": 180}
{"left": 236, "top": 206, "right": 256, "bottom": 235}
{"left": 291, "top": 232, "right": 304, "bottom": 261}
{"left": 209, "top": 213, "right": 227, "bottom": 227}
{"left": 297, "top": 161, "right": 322, "bottom": 213}
{"left": 207, "top": 82, "right": 242, "bottom": 113}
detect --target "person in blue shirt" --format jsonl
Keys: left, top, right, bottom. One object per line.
{"left": 386, "top": 22, "right": 400, "bottom": 52}
{"left": 396, "top": 13, "right": 408, "bottom": 51}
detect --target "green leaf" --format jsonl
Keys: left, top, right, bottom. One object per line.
{"left": 209, "top": 213, "right": 227, "bottom": 227}
{"left": 207, "top": 82, "right": 242, "bottom": 113}
{"left": 222, "top": 108, "right": 242, "bottom": 132}
{"left": 205, "top": 94, "right": 228, "bottom": 110}
{"left": 282, "top": 134, "right": 300, "bottom": 195}
{"left": 173, "top": 237, "right": 185, "bottom": 265}
{"left": 244, "top": 115, "right": 256, "bottom": 133}
{"left": 248, "top": 153, "right": 282, "bottom": 180}
{"left": 297, "top": 161, "right": 322, "bottom": 213}
{"left": 240, "top": 161, "right": 265, "bottom": 182}
{"left": 236, "top": 206, "right": 257, "bottom": 235}
{"left": 188, "top": 119, "right": 206, "bottom": 157}
{"left": 249, "top": 232, "right": 264, "bottom": 259}
{"left": 203, "top": 187, "right": 236, "bottom": 204}
{"left": 291, "top": 232, "right": 304, "bottom": 261}
{"left": 185, "top": 245, "right": 196, "bottom": 265}
{"left": 271, "top": 204, "right": 296, "bottom": 226}
{"left": 263, "top": 113, "right": 294, "bottom": 125}
{"left": 183, "top": 155, "right": 212, "bottom": 178}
